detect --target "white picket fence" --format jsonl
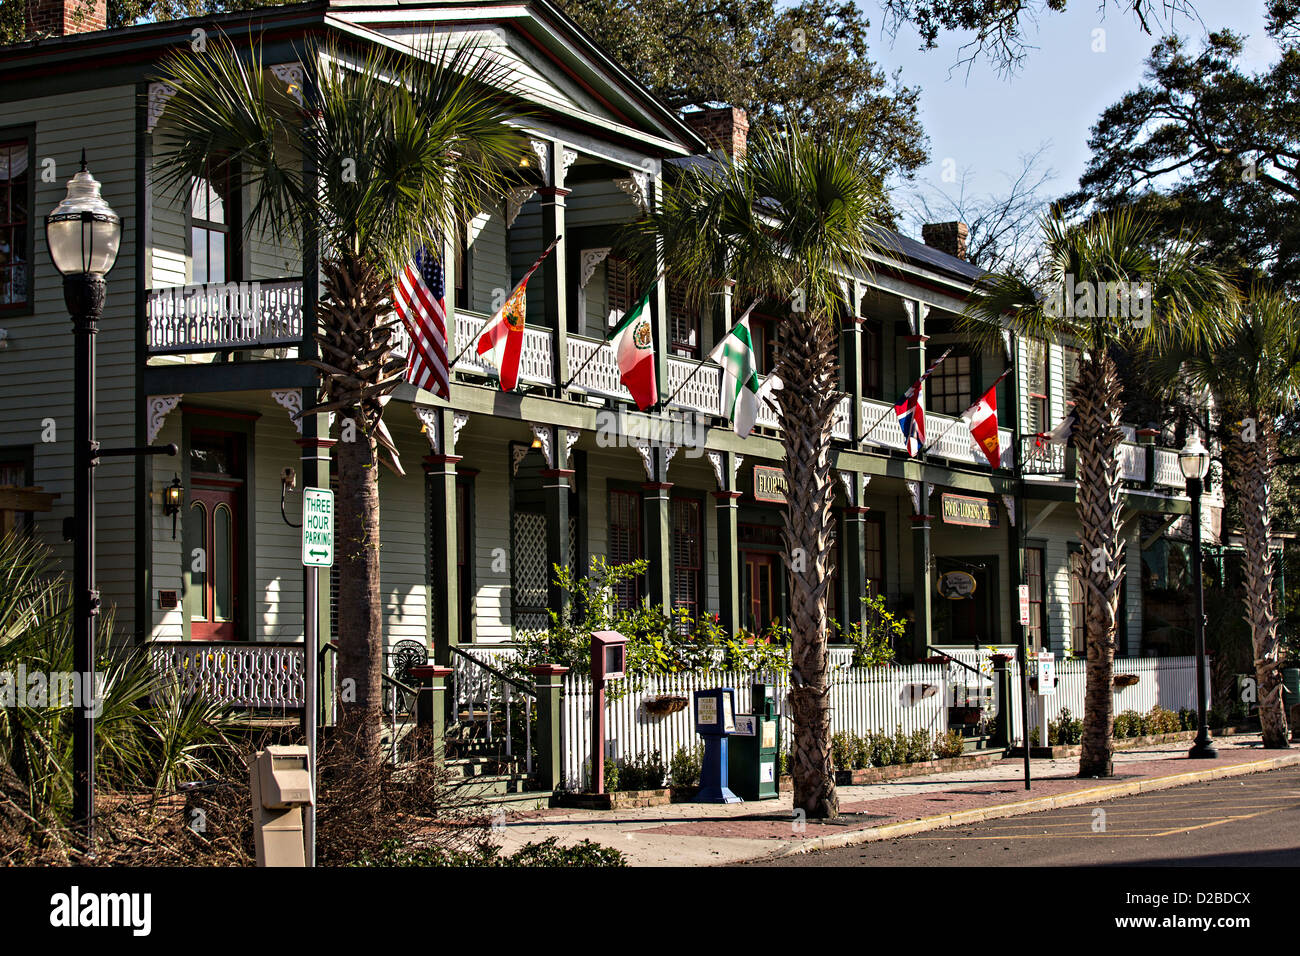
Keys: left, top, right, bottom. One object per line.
{"left": 1007, "top": 655, "right": 1209, "bottom": 743}
{"left": 560, "top": 663, "right": 948, "bottom": 790}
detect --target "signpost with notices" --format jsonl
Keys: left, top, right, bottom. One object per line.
{"left": 300, "top": 487, "right": 333, "bottom": 867}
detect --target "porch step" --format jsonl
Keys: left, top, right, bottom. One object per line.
{"left": 448, "top": 771, "right": 536, "bottom": 800}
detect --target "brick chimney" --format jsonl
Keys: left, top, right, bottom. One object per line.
{"left": 25, "top": 0, "right": 107, "bottom": 37}
{"left": 682, "top": 107, "right": 749, "bottom": 159}
{"left": 921, "top": 221, "right": 970, "bottom": 261}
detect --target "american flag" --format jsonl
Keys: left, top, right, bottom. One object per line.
{"left": 894, "top": 347, "right": 952, "bottom": 456}
{"left": 394, "top": 246, "right": 450, "bottom": 399}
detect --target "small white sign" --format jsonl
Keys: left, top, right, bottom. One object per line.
{"left": 760, "top": 761, "right": 775, "bottom": 783}
{"left": 698, "top": 697, "right": 717, "bottom": 726}
{"left": 1018, "top": 584, "right": 1031, "bottom": 626}
{"left": 1037, "top": 651, "right": 1056, "bottom": 696}
{"left": 301, "top": 488, "right": 334, "bottom": 568}
{"left": 733, "top": 715, "right": 757, "bottom": 736}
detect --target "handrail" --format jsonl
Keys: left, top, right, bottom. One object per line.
{"left": 925, "top": 646, "right": 985, "bottom": 679}
{"left": 381, "top": 671, "right": 418, "bottom": 697}
{"left": 448, "top": 644, "right": 536, "bottom": 698}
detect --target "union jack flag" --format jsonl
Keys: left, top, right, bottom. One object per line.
{"left": 394, "top": 246, "right": 450, "bottom": 399}
{"left": 894, "top": 347, "right": 952, "bottom": 456}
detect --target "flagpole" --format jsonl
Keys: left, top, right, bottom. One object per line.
{"left": 663, "top": 298, "right": 762, "bottom": 408}
{"left": 562, "top": 264, "right": 671, "bottom": 392}
{"left": 453, "top": 235, "right": 563, "bottom": 378}
{"left": 921, "top": 367, "right": 1014, "bottom": 457}
{"left": 856, "top": 346, "right": 955, "bottom": 444}
{"left": 920, "top": 417, "right": 963, "bottom": 455}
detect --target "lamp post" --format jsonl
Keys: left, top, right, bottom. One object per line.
{"left": 1178, "top": 433, "right": 1218, "bottom": 759}
{"left": 46, "top": 152, "right": 122, "bottom": 847}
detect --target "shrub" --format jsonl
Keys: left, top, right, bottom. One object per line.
{"left": 354, "top": 836, "right": 626, "bottom": 867}
{"left": 934, "top": 729, "right": 965, "bottom": 759}
{"left": 833, "top": 593, "right": 905, "bottom": 667}
{"left": 602, "top": 758, "right": 620, "bottom": 794}
{"left": 619, "top": 750, "right": 666, "bottom": 791}
{"left": 851, "top": 732, "right": 872, "bottom": 769}
{"left": 831, "top": 731, "right": 854, "bottom": 770}
{"left": 1178, "top": 708, "right": 1195, "bottom": 731}
{"left": 872, "top": 730, "right": 900, "bottom": 767}
{"left": 1143, "top": 706, "right": 1182, "bottom": 736}
{"left": 1048, "top": 708, "right": 1083, "bottom": 746}
{"left": 1114, "top": 710, "right": 1143, "bottom": 739}
{"left": 907, "top": 728, "right": 934, "bottom": 763}
{"left": 669, "top": 744, "right": 703, "bottom": 789}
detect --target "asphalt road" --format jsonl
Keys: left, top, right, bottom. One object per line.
{"left": 755, "top": 767, "right": 1300, "bottom": 867}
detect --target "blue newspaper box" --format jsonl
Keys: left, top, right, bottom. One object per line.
{"left": 693, "top": 687, "right": 741, "bottom": 803}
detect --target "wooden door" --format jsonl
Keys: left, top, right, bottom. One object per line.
{"left": 188, "top": 483, "right": 239, "bottom": 640}
{"left": 744, "top": 552, "right": 777, "bottom": 634}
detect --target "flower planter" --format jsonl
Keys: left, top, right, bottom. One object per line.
{"left": 1113, "top": 674, "right": 1140, "bottom": 687}
{"left": 551, "top": 788, "right": 672, "bottom": 810}
{"left": 643, "top": 694, "right": 688, "bottom": 717}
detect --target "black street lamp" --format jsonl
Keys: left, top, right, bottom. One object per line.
{"left": 1178, "top": 433, "right": 1218, "bottom": 759}
{"left": 45, "top": 152, "right": 122, "bottom": 848}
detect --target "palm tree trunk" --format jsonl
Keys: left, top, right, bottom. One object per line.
{"left": 774, "top": 310, "right": 840, "bottom": 818}
{"left": 313, "top": 253, "right": 398, "bottom": 767}
{"left": 335, "top": 430, "right": 384, "bottom": 761}
{"left": 1074, "top": 350, "right": 1126, "bottom": 777}
{"left": 1227, "top": 416, "right": 1289, "bottom": 748}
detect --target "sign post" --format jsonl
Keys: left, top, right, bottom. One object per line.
{"left": 300, "top": 487, "right": 334, "bottom": 867}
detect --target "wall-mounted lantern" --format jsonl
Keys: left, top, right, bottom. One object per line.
{"left": 163, "top": 474, "right": 184, "bottom": 539}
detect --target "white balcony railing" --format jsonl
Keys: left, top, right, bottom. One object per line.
{"left": 147, "top": 279, "right": 303, "bottom": 352}
{"left": 390, "top": 309, "right": 555, "bottom": 386}
{"left": 859, "top": 397, "right": 1014, "bottom": 468}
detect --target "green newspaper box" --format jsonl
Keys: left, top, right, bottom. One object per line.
{"left": 727, "top": 683, "right": 780, "bottom": 800}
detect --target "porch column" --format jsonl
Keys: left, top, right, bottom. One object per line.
{"left": 842, "top": 504, "right": 870, "bottom": 628}
{"left": 542, "top": 464, "right": 575, "bottom": 621}
{"left": 716, "top": 504, "right": 742, "bottom": 641}
{"left": 642, "top": 447, "right": 673, "bottom": 612}
{"left": 529, "top": 663, "right": 569, "bottom": 792}
{"left": 297, "top": 425, "right": 335, "bottom": 726}
{"left": 911, "top": 482, "right": 933, "bottom": 660}
{"left": 538, "top": 140, "right": 570, "bottom": 389}
{"left": 841, "top": 290, "right": 864, "bottom": 440}
{"left": 423, "top": 407, "right": 460, "bottom": 666}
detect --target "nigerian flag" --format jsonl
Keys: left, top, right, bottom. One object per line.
{"left": 709, "top": 314, "right": 761, "bottom": 437}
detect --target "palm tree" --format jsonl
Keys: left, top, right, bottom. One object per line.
{"left": 965, "top": 207, "right": 1235, "bottom": 777}
{"left": 1162, "top": 289, "right": 1300, "bottom": 748}
{"left": 635, "top": 123, "right": 890, "bottom": 817}
{"left": 152, "top": 36, "right": 526, "bottom": 761}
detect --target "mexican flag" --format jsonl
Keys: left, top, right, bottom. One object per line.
{"left": 960, "top": 368, "right": 1012, "bottom": 469}
{"left": 609, "top": 290, "right": 658, "bottom": 410}
{"left": 708, "top": 314, "right": 761, "bottom": 437}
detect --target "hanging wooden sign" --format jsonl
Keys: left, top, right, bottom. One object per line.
{"left": 940, "top": 493, "right": 999, "bottom": 528}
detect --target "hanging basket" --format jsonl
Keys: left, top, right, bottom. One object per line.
{"left": 644, "top": 694, "right": 688, "bottom": 716}
{"left": 1113, "top": 674, "right": 1140, "bottom": 688}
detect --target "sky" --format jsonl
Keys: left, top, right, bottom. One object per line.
{"left": 868, "top": 0, "right": 1280, "bottom": 236}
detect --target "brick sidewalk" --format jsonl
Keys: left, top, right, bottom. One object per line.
{"left": 497, "top": 734, "right": 1300, "bottom": 866}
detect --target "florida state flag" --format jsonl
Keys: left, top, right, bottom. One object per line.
{"left": 960, "top": 368, "right": 1012, "bottom": 469}
{"left": 476, "top": 236, "right": 560, "bottom": 391}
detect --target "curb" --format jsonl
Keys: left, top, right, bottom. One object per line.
{"left": 761, "top": 750, "right": 1300, "bottom": 861}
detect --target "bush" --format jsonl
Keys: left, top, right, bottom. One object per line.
{"left": 1048, "top": 708, "right": 1083, "bottom": 746}
{"left": 602, "top": 758, "right": 620, "bottom": 794}
{"left": 1178, "top": 708, "right": 1195, "bottom": 731}
{"left": 354, "top": 836, "right": 626, "bottom": 867}
{"left": 833, "top": 593, "right": 905, "bottom": 668}
{"left": 872, "top": 730, "right": 899, "bottom": 767}
{"left": 1114, "top": 710, "right": 1143, "bottom": 739}
{"left": 669, "top": 744, "right": 703, "bottom": 789}
{"left": 831, "top": 731, "right": 854, "bottom": 771}
{"left": 851, "top": 732, "right": 872, "bottom": 769}
{"left": 934, "top": 729, "right": 966, "bottom": 759}
{"left": 907, "top": 728, "right": 934, "bottom": 763}
{"left": 1143, "top": 706, "right": 1182, "bottom": 736}
{"left": 619, "top": 750, "right": 666, "bottom": 791}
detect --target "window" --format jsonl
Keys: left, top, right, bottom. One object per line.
{"left": 862, "top": 321, "right": 883, "bottom": 399}
{"left": 606, "top": 256, "right": 636, "bottom": 325}
{"left": 191, "top": 160, "right": 235, "bottom": 284}
{"left": 0, "top": 137, "right": 32, "bottom": 311}
{"left": 1025, "top": 339, "right": 1049, "bottom": 434}
{"left": 1026, "top": 548, "right": 1045, "bottom": 651}
{"left": 608, "top": 489, "right": 642, "bottom": 610}
{"left": 865, "top": 512, "right": 884, "bottom": 597}
{"left": 671, "top": 497, "right": 703, "bottom": 620}
{"left": 668, "top": 283, "right": 698, "bottom": 358}
{"left": 0, "top": 452, "right": 32, "bottom": 534}
{"left": 930, "top": 351, "right": 972, "bottom": 415}
{"left": 1063, "top": 347, "right": 1081, "bottom": 407}
{"left": 454, "top": 220, "right": 470, "bottom": 311}
{"left": 1069, "top": 549, "right": 1086, "bottom": 654}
